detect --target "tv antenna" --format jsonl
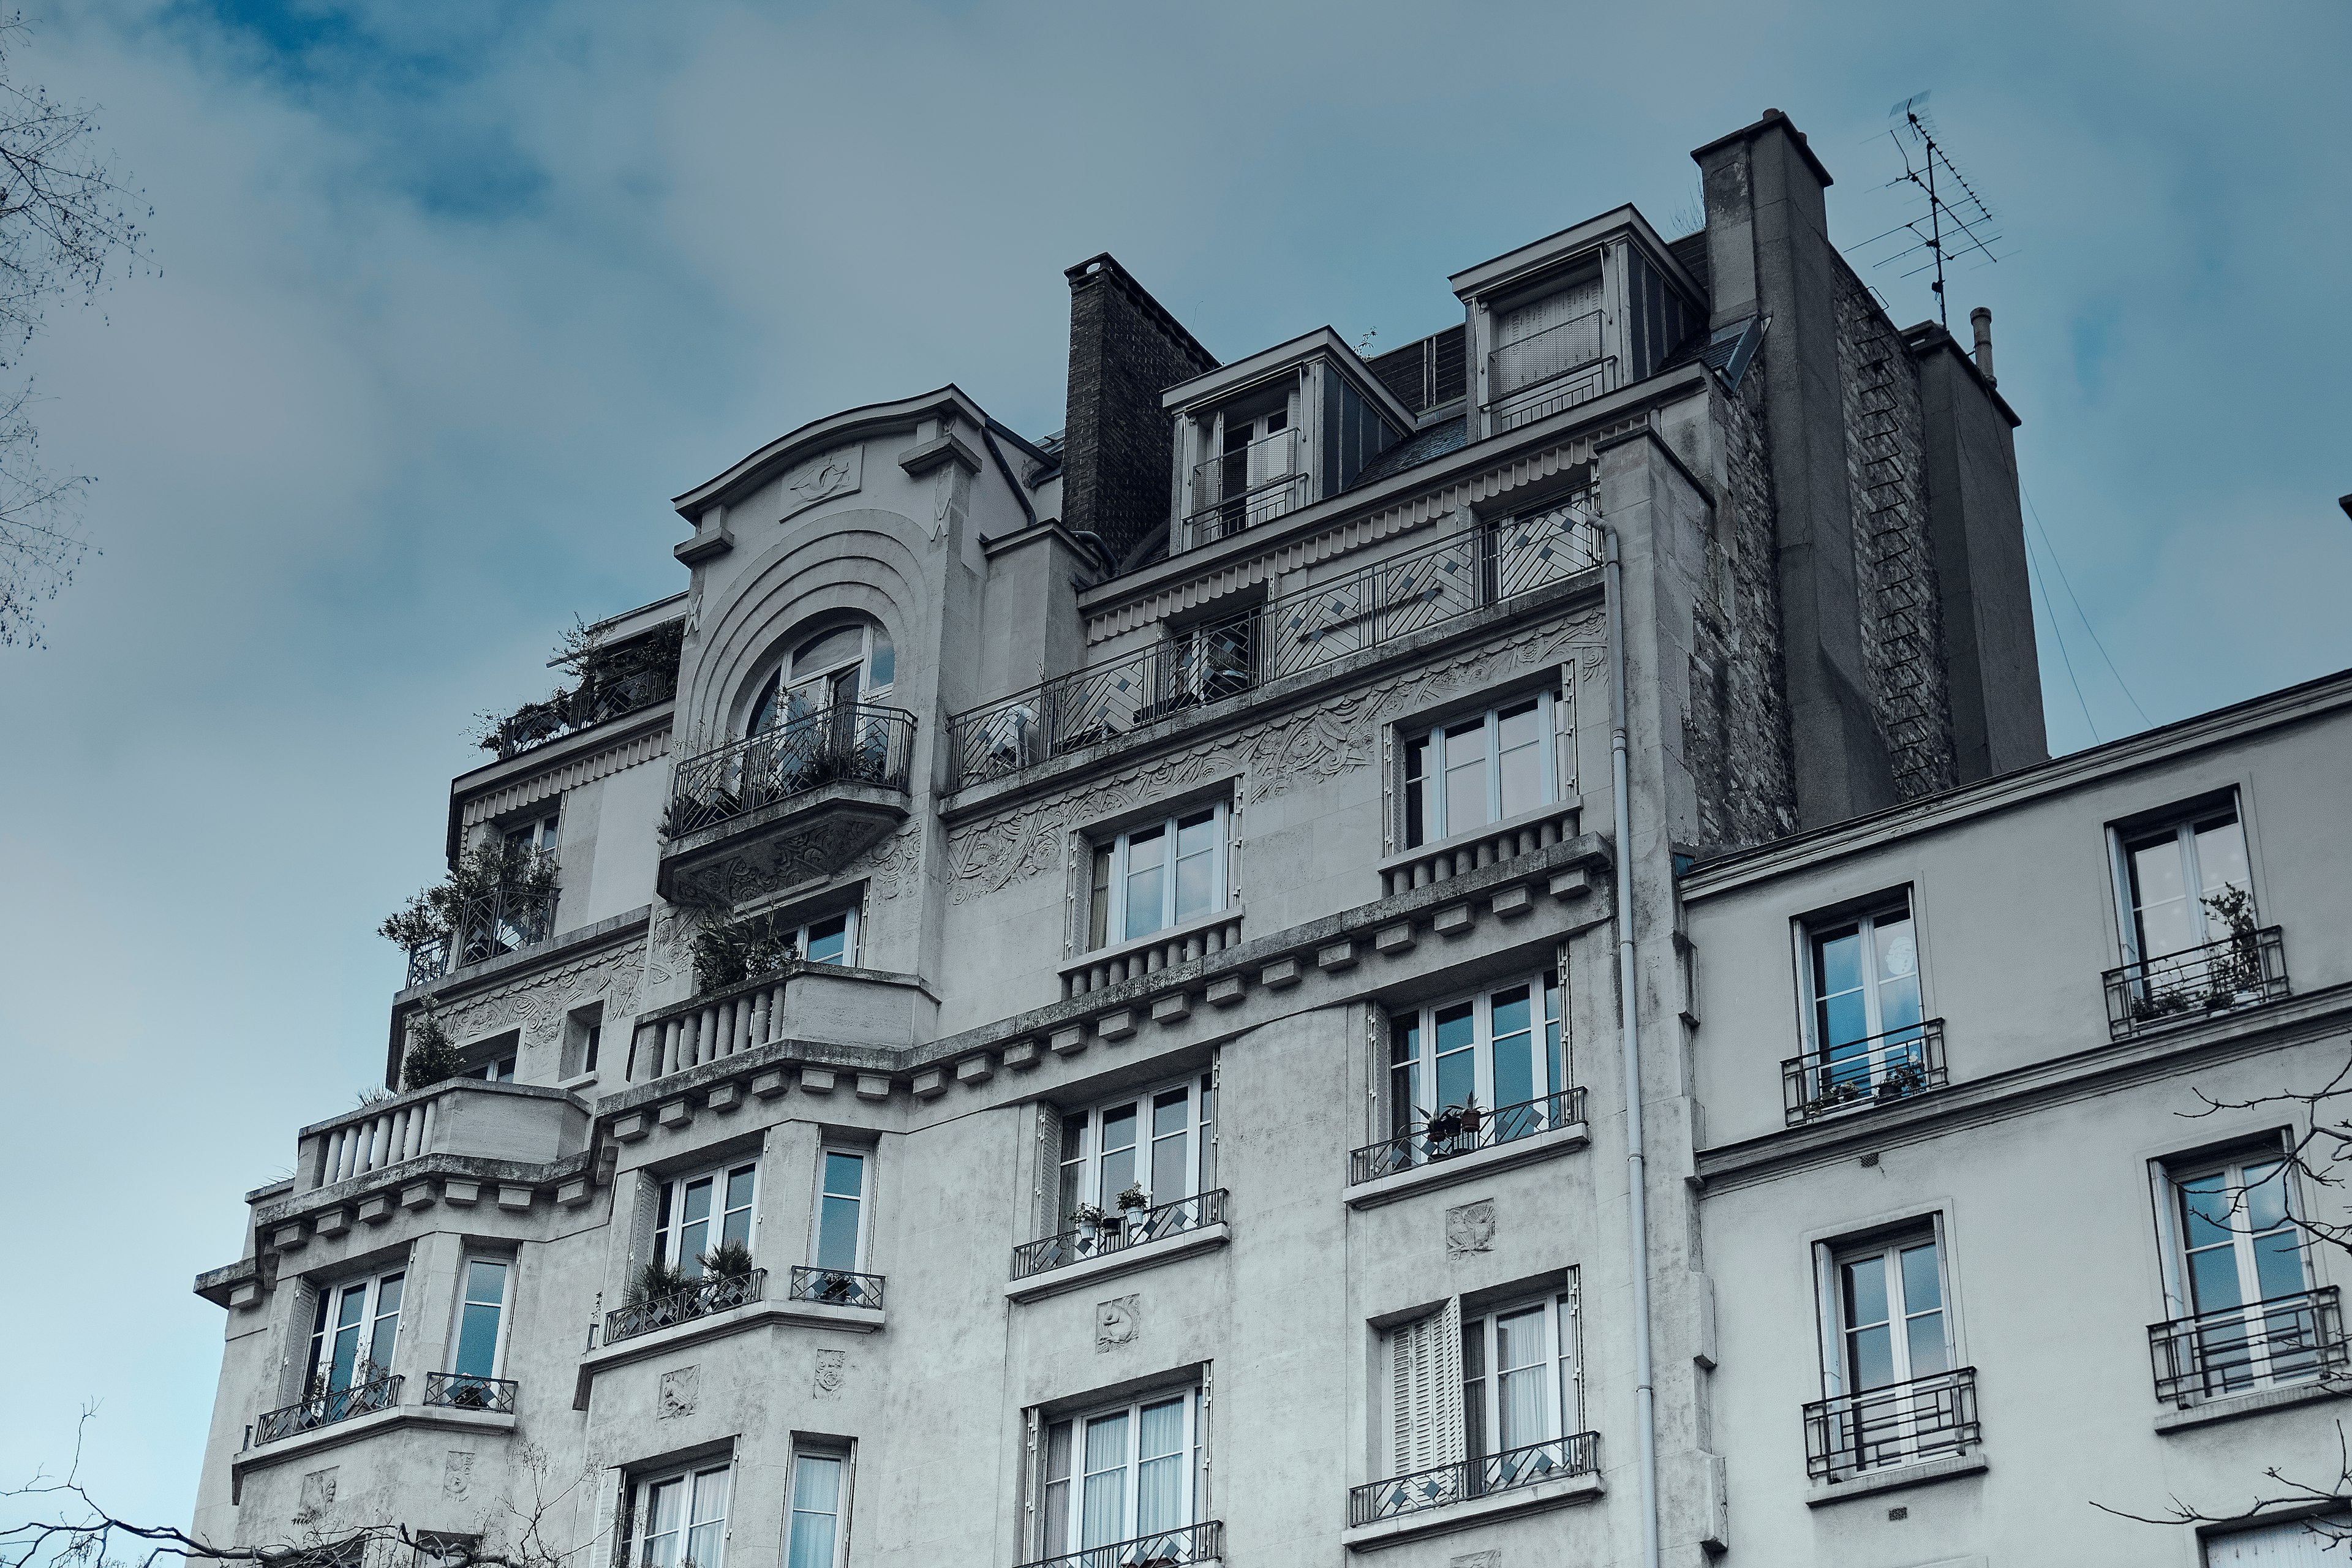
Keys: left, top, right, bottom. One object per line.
{"left": 1849, "top": 92, "right": 2002, "bottom": 328}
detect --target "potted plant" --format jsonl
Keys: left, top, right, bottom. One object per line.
{"left": 1070, "top": 1202, "right": 1107, "bottom": 1246}
{"left": 701, "top": 1240, "right": 756, "bottom": 1280}
{"left": 447, "top": 1377, "right": 489, "bottom": 1411}
{"left": 1117, "top": 1183, "right": 1153, "bottom": 1237}
{"left": 628, "top": 1259, "right": 688, "bottom": 1307}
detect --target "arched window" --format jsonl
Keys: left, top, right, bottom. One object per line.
{"left": 745, "top": 619, "right": 895, "bottom": 737}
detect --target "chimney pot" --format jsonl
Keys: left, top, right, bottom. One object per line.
{"left": 1969, "top": 306, "right": 1996, "bottom": 385}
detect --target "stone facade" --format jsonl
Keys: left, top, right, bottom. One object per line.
{"left": 189, "top": 112, "right": 2343, "bottom": 1568}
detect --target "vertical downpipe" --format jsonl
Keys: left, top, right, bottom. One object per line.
{"left": 1605, "top": 528, "right": 1662, "bottom": 1568}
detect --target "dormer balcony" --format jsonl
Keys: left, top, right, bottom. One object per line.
{"left": 657, "top": 704, "right": 916, "bottom": 902}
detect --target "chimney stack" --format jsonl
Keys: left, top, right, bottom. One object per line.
{"left": 1060, "top": 255, "right": 1218, "bottom": 565}
{"left": 1970, "top": 306, "right": 1996, "bottom": 385}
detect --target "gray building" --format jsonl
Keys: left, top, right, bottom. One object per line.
{"left": 191, "top": 110, "right": 2352, "bottom": 1568}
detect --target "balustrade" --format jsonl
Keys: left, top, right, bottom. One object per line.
{"left": 1061, "top": 913, "right": 1245, "bottom": 999}
{"left": 1378, "top": 803, "right": 1578, "bottom": 899}
{"left": 626, "top": 974, "right": 791, "bottom": 1086}
{"left": 1803, "top": 1366, "right": 1980, "bottom": 1480}
{"left": 318, "top": 1100, "right": 437, "bottom": 1186}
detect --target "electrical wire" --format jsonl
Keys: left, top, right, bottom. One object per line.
{"left": 2023, "top": 521, "right": 2098, "bottom": 744}
{"left": 2023, "top": 487, "right": 2150, "bottom": 728}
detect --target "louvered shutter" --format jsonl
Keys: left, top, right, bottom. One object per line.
{"left": 1389, "top": 1297, "right": 1466, "bottom": 1475}
{"left": 625, "top": 1171, "right": 660, "bottom": 1275}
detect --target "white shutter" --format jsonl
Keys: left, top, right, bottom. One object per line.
{"left": 1389, "top": 1298, "right": 1466, "bottom": 1475}
{"left": 626, "top": 1171, "right": 660, "bottom": 1272}
{"left": 2206, "top": 1518, "right": 2352, "bottom": 1565}
{"left": 1498, "top": 276, "right": 1603, "bottom": 349}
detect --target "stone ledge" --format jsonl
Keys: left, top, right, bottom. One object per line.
{"left": 1343, "top": 1120, "right": 1591, "bottom": 1211}
{"left": 230, "top": 1403, "right": 516, "bottom": 1501}
{"left": 572, "top": 1295, "right": 885, "bottom": 1410}
{"left": 1341, "top": 1470, "right": 1603, "bottom": 1551}
{"left": 1003, "top": 1223, "right": 1231, "bottom": 1305}
{"left": 1804, "top": 1450, "right": 1986, "bottom": 1507}
{"left": 2154, "top": 1376, "right": 2350, "bottom": 1434}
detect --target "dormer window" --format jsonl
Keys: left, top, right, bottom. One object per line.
{"left": 746, "top": 619, "right": 894, "bottom": 737}
{"left": 1491, "top": 268, "right": 1607, "bottom": 411}
{"left": 1188, "top": 383, "right": 1305, "bottom": 545}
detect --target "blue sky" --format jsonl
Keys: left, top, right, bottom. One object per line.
{"left": 2, "top": 0, "right": 2347, "bottom": 1529}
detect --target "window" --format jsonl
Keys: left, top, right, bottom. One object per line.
{"left": 655, "top": 1163, "right": 758, "bottom": 1275}
{"left": 308, "top": 1270, "right": 403, "bottom": 1391}
{"left": 797, "top": 909, "right": 855, "bottom": 967}
{"left": 504, "top": 813, "right": 559, "bottom": 856}
{"left": 1403, "top": 696, "right": 1555, "bottom": 848}
{"left": 1798, "top": 895, "right": 1926, "bottom": 1100}
{"left": 1369, "top": 1288, "right": 1586, "bottom": 1510}
{"left": 784, "top": 1450, "right": 847, "bottom": 1568}
{"left": 1491, "top": 273, "right": 1605, "bottom": 398}
{"left": 811, "top": 1151, "right": 869, "bottom": 1273}
{"left": 1389, "top": 973, "right": 1564, "bottom": 1145}
{"left": 633, "top": 1463, "right": 729, "bottom": 1568}
{"left": 1462, "top": 1294, "right": 1581, "bottom": 1473}
{"left": 2118, "top": 803, "right": 2251, "bottom": 964}
{"left": 1039, "top": 1390, "right": 1199, "bottom": 1559}
{"left": 748, "top": 620, "right": 894, "bottom": 737}
{"left": 477, "top": 1052, "right": 517, "bottom": 1083}
{"left": 2157, "top": 1150, "right": 2325, "bottom": 1399}
{"left": 2204, "top": 1515, "right": 2352, "bottom": 1564}
{"left": 1191, "top": 382, "right": 1303, "bottom": 540}
{"left": 1056, "top": 1077, "right": 1215, "bottom": 1224}
{"left": 450, "top": 1258, "right": 510, "bottom": 1379}
{"left": 1088, "top": 805, "right": 1227, "bottom": 949}
{"left": 1830, "top": 1231, "right": 1950, "bottom": 1397}
{"left": 1807, "top": 1224, "right": 1974, "bottom": 1477}
{"left": 565, "top": 1004, "right": 604, "bottom": 1077}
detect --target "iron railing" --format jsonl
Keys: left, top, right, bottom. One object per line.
{"left": 483, "top": 659, "right": 679, "bottom": 761}
{"left": 254, "top": 1371, "right": 402, "bottom": 1446}
{"left": 1781, "top": 1019, "right": 1948, "bottom": 1126}
{"left": 423, "top": 1371, "right": 519, "bottom": 1414}
{"left": 666, "top": 704, "right": 916, "bottom": 837}
{"left": 1189, "top": 426, "right": 1311, "bottom": 543}
{"left": 601, "top": 1268, "right": 766, "bottom": 1346}
{"left": 949, "top": 501, "right": 1602, "bottom": 787}
{"left": 2105, "top": 926, "right": 2288, "bottom": 1039}
{"left": 1349, "top": 1432, "right": 1602, "bottom": 1526}
{"left": 1011, "top": 1189, "right": 1227, "bottom": 1282}
{"left": 1803, "top": 1366, "right": 1979, "bottom": 1481}
{"left": 1349, "top": 1088, "right": 1586, "bottom": 1186}
{"left": 1016, "top": 1521, "right": 1223, "bottom": 1568}
{"left": 789, "top": 1265, "right": 886, "bottom": 1310}
{"left": 1494, "top": 363, "right": 1615, "bottom": 432}
{"left": 2150, "top": 1286, "right": 2346, "bottom": 1406}
{"left": 404, "top": 875, "right": 561, "bottom": 988}
{"left": 1490, "top": 309, "right": 1605, "bottom": 398}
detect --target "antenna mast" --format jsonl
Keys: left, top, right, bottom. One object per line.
{"left": 1850, "top": 92, "right": 2003, "bottom": 328}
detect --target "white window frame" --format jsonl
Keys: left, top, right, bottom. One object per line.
{"left": 654, "top": 1161, "right": 760, "bottom": 1276}
{"left": 1793, "top": 892, "right": 1925, "bottom": 1092}
{"left": 1461, "top": 1289, "right": 1582, "bottom": 1463}
{"left": 2150, "top": 1143, "right": 2322, "bottom": 1400}
{"left": 1090, "top": 803, "right": 1229, "bottom": 951}
{"left": 1387, "top": 970, "right": 1564, "bottom": 1140}
{"left": 1401, "top": 693, "right": 1558, "bottom": 849}
{"left": 308, "top": 1268, "right": 404, "bottom": 1391}
{"left": 809, "top": 1147, "right": 872, "bottom": 1275}
{"left": 1055, "top": 1075, "right": 1216, "bottom": 1224}
{"left": 447, "top": 1256, "right": 512, "bottom": 1381}
{"left": 503, "top": 812, "right": 559, "bottom": 855}
{"left": 630, "top": 1459, "right": 731, "bottom": 1568}
{"left": 1038, "top": 1387, "right": 1202, "bottom": 1559}
{"left": 1815, "top": 1221, "right": 1955, "bottom": 1403}
{"left": 794, "top": 907, "right": 858, "bottom": 967}
{"left": 783, "top": 1446, "right": 851, "bottom": 1568}
{"left": 2109, "top": 795, "right": 2252, "bottom": 968}
{"left": 748, "top": 621, "right": 894, "bottom": 737}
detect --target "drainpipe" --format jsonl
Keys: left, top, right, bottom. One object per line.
{"left": 1605, "top": 526, "right": 1662, "bottom": 1568}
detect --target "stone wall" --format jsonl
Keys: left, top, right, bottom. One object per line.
{"left": 1060, "top": 255, "right": 1218, "bottom": 564}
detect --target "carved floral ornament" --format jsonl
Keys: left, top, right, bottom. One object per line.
{"left": 944, "top": 609, "right": 1607, "bottom": 904}
{"left": 423, "top": 940, "right": 646, "bottom": 1050}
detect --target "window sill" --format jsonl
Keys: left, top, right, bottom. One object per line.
{"left": 1344, "top": 1120, "right": 1590, "bottom": 1210}
{"left": 232, "top": 1403, "right": 514, "bottom": 1498}
{"left": 1341, "top": 1470, "right": 1604, "bottom": 1551}
{"left": 1061, "top": 905, "right": 1246, "bottom": 980}
{"left": 2154, "top": 1376, "right": 2350, "bottom": 1434}
{"left": 1805, "top": 1450, "right": 1986, "bottom": 1507}
{"left": 572, "top": 1294, "right": 884, "bottom": 1409}
{"left": 1005, "top": 1222, "right": 1231, "bottom": 1305}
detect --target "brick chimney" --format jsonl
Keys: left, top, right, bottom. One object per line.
{"left": 1061, "top": 254, "right": 1218, "bottom": 564}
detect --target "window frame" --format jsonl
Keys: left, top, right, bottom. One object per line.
{"left": 2108, "top": 793, "right": 2253, "bottom": 970}
{"left": 1038, "top": 1387, "right": 1202, "bottom": 1560}
{"left": 1055, "top": 1074, "right": 1217, "bottom": 1223}
{"left": 307, "top": 1267, "right": 405, "bottom": 1392}
{"left": 783, "top": 1444, "right": 851, "bottom": 1568}
{"left": 1401, "top": 693, "right": 1559, "bottom": 850}
{"left": 1793, "top": 890, "right": 1924, "bottom": 1071}
{"left": 503, "top": 811, "right": 560, "bottom": 856}
{"left": 809, "top": 1148, "right": 872, "bottom": 1275}
{"left": 1386, "top": 970, "right": 1564, "bottom": 1140}
{"left": 2152, "top": 1139, "right": 2315, "bottom": 1322}
{"left": 745, "top": 619, "right": 896, "bottom": 738}
{"left": 448, "top": 1255, "right": 513, "bottom": 1381}
{"left": 1460, "top": 1288, "right": 1582, "bottom": 1463}
{"left": 1815, "top": 1220, "right": 1954, "bottom": 1403}
{"left": 629, "top": 1458, "right": 732, "bottom": 1568}
{"left": 652, "top": 1160, "right": 761, "bottom": 1276}
{"left": 1087, "top": 802, "right": 1230, "bottom": 952}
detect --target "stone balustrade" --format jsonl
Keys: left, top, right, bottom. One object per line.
{"left": 627, "top": 974, "right": 791, "bottom": 1086}
{"left": 1061, "top": 910, "right": 1247, "bottom": 999}
{"left": 1376, "top": 803, "right": 1579, "bottom": 899}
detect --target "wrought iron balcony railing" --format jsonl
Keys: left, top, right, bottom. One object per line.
{"left": 254, "top": 1371, "right": 402, "bottom": 1446}
{"left": 601, "top": 1268, "right": 767, "bottom": 1347}
{"left": 1349, "top": 1088, "right": 1587, "bottom": 1186}
{"left": 1349, "top": 1432, "right": 1602, "bottom": 1526}
{"left": 423, "top": 1371, "right": 519, "bottom": 1414}
{"left": 788, "top": 1265, "right": 886, "bottom": 1310}
{"left": 1189, "top": 426, "right": 1310, "bottom": 544}
{"left": 948, "top": 500, "right": 1602, "bottom": 788}
{"left": 1781, "top": 1020, "right": 1948, "bottom": 1126}
{"left": 1011, "top": 1190, "right": 1227, "bottom": 1282}
{"left": 1016, "top": 1520, "right": 1223, "bottom": 1568}
{"left": 1803, "top": 1366, "right": 1979, "bottom": 1482}
{"left": 2105, "top": 926, "right": 2288, "bottom": 1040}
{"left": 2150, "top": 1286, "right": 2347, "bottom": 1407}
{"left": 666, "top": 704, "right": 916, "bottom": 838}
{"left": 404, "top": 878, "right": 561, "bottom": 989}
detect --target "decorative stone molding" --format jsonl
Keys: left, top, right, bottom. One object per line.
{"left": 1095, "top": 1295, "right": 1140, "bottom": 1352}
{"left": 658, "top": 1366, "right": 699, "bottom": 1419}
{"left": 813, "top": 1348, "right": 846, "bottom": 1396}
{"left": 1446, "top": 1199, "right": 1498, "bottom": 1257}
{"left": 781, "top": 444, "right": 862, "bottom": 519}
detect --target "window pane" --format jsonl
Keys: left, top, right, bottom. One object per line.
{"left": 1173, "top": 815, "right": 1216, "bottom": 921}
{"left": 1136, "top": 1399, "right": 1186, "bottom": 1532}
{"left": 1491, "top": 987, "right": 1535, "bottom": 1107}
{"left": 1044, "top": 1420, "right": 1072, "bottom": 1555}
{"left": 1842, "top": 1257, "right": 1889, "bottom": 1330}
{"left": 2180, "top": 1174, "right": 2236, "bottom": 1250}
{"left": 1404, "top": 737, "right": 1428, "bottom": 846}
{"left": 1124, "top": 827, "right": 1166, "bottom": 941}
{"left": 1434, "top": 1003, "right": 1476, "bottom": 1111}
{"left": 2244, "top": 1161, "right": 2290, "bottom": 1234}
{"left": 642, "top": 1480, "right": 681, "bottom": 1568}
{"left": 685, "top": 1469, "right": 728, "bottom": 1568}
{"left": 804, "top": 915, "right": 848, "bottom": 965}
{"left": 1090, "top": 846, "right": 1112, "bottom": 949}
{"left": 1099, "top": 1105, "right": 1137, "bottom": 1199}
{"left": 2188, "top": 1242, "right": 2245, "bottom": 1313}
{"left": 1845, "top": 1322, "right": 1894, "bottom": 1390}
{"left": 2194, "top": 816, "right": 2249, "bottom": 897}
{"left": 1390, "top": 1016, "right": 1422, "bottom": 1131}
{"left": 866, "top": 630, "right": 895, "bottom": 688}
{"left": 2132, "top": 835, "right": 2198, "bottom": 959}
{"left": 1444, "top": 722, "right": 1488, "bottom": 832}
{"left": 1873, "top": 915, "right": 1922, "bottom": 1032}
{"left": 1904, "top": 1308, "right": 1950, "bottom": 1378}
{"left": 1496, "top": 701, "right": 1545, "bottom": 818}
{"left": 454, "top": 1302, "right": 502, "bottom": 1379}
{"left": 793, "top": 625, "right": 865, "bottom": 676}
{"left": 816, "top": 1195, "right": 861, "bottom": 1272}
{"left": 785, "top": 1455, "right": 840, "bottom": 1568}
{"left": 1899, "top": 1243, "right": 1942, "bottom": 1314}
{"left": 1544, "top": 974, "right": 1562, "bottom": 1097}
{"left": 1080, "top": 1413, "right": 1129, "bottom": 1547}
{"left": 2254, "top": 1230, "right": 2305, "bottom": 1301}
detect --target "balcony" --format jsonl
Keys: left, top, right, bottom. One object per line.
{"left": 603, "top": 1268, "right": 766, "bottom": 1348}
{"left": 789, "top": 1265, "right": 886, "bottom": 1311}
{"left": 2105, "top": 927, "right": 2289, "bottom": 1040}
{"left": 423, "top": 1372, "right": 518, "bottom": 1414}
{"left": 658, "top": 704, "right": 916, "bottom": 903}
{"left": 1189, "top": 426, "right": 1310, "bottom": 544}
{"left": 1781, "top": 1020, "right": 1948, "bottom": 1126}
{"left": 949, "top": 500, "right": 1602, "bottom": 790}
{"left": 1350, "top": 1088, "right": 1588, "bottom": 1187}
{"left": 1349, "top": 1433, "right": 1603, "bottom": 1532}
{"left": 1490, "top": 310, "right": 1611, "bottom": 432}
{"left": 404, "top": 878, "right": 559, "bottom": 989}
{"left": 254, "top": 1371, "right": 401, "bottom": 1446}
{"left": 1803, "top": 1366, "right": 1980, "bottom": 1482}
{"left": 300, "top": 1080, "right": 590, "bottom": 1195}
{"left": 2150, "top": 1286, "right": 2348, "bottom": 1408}
{"left": 1009, "top": 1190, "right": 1227, "bottom": 1301}
{"left": 1017, "top": 1521, "right": 1223, "bottom": 1568}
